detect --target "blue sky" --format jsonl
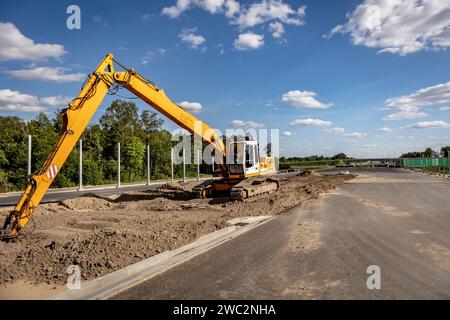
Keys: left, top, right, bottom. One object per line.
{"left": 1, "top": 0, "right": 450, "bottom": 157}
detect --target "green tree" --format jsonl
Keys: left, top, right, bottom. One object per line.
{"left": 441, "top": 146, "right": 450, "bottom": 158}
{"left": 0, "top": 150, "right": 8, "bottom": 167}
{"left": 83, "top": 159, "right": 102, "bottom": 185}
{"left": 400, "top": 151, "right": 422, "bottom": 158}
{"left": 149, "top": 130, "right": 172, "bottom": 179}
{"left": 81, "top": 124, "right": 105, "bottom": 180}
{"left": 141, "top": 110, "right": 163, "bottom": 135}
{"left": 123, "top": 136, "right": 146, "bottom": 181}
{"left": 103, "top": 159, "right": 118, "bottom": 182}
{"left": 424, "top": 147, "right": 433, "bottom": 158}
{"left": 0, "top": 169, "right": 12, "bottom": 192}
{"left": 28, "top": 113, "right": 59, "bottom": 171}
{"left": 0, "top": 102, "right": 192, "bottom": 190}
{"left": 331, "top": 153, "right": 347, "bottom": 160}
{"left": 0, "top": 116, "right": 28, "bottom": 188}
{"left": 100, "top": 100, "right": 141, "bottom": 157}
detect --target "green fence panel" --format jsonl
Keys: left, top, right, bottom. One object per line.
{"left": 403, "top": 158, "right": 449, "bottom": 168}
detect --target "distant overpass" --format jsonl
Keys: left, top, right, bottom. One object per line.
{"left": 336, "top": 158, "right": 401, "bottom": 168}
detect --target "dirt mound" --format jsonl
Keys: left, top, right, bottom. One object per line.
{"left": 60, "top": 195, "right": 115, "bottom": 211}
{"left": 158, "top": 182, "right": 186, "bottom": 191}
{"left": 0, "top": 173, "right": 354, "bottom": 294}
{"left": 158, "top": 180, "right": 201, "bottom": 193}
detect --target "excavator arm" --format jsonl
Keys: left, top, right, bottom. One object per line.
{"left": 1, "top": 53, "right": 225, "bottom": 239}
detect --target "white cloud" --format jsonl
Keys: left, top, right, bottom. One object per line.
{"left": 0, "top": 89, "right": 38, "bottom": 110}
{"left": 269, "top": 21, "right": 285, "bottom": 39}
{"left": 282, "top": 90, "right": 332, "bottom": 109}
{"left": 290, "top": 118, "right": 332, "bottom": 127}
{"left": 234, "top": 1, "right": 306, "bottom": 29}
{"left": 217, "top": 43, "right": 225, "bottom": 55}
{"left": 0, "top": 22, "right": 66, "bottom": 61}
{"left": 163, "top": 0, "right": 240, "bottom": 18}
{"left": 377, "top": 127, "right": 393, "bottom": 132}
{"left": 430, "top": 135, "right": 450, "bottom": 140}
{"left": 157, "top": 48, "right": 167, "bottom": 55}
{"left": 141, "top": 48, "right": 167, "bottom": 65}
{"left": 179, "top": 28, "right": 206, "bottom": 49}
{"left": 344, "top": 132, "right": 367, "bottom": 140}
{"left": 234, "top": 33, "right": 264, "bottom": 50}
{"left": 324, "top": 127, "right": 345, "bottom": 134}
{"left": 0, "top": 89, "right": 70, "bottom": 113}
{"left": 6, "top": 67, "right": 85, "bottom": 82}
{"left": 395, "top": 135, "right": 415, "bottom": 139}
{"left": 232, "top": 119, "right": 265, "bottom": 128}
{"left": 265, "top": 100, "right": 275, "bottom": 107}
{"left": 162, "top": 1, "right": 306, "bottom": 45}
{"left": 162, "top": 0, "right": 305, "bottom": 27}
{"left": 225, "top": 0, "right": 241, "bottom": 17}
{"left": 362, "top": 144, "right": 380, "bottom": 148}
{"left": 162, "top": 0, "right": 190, "bottom": 18}
{"left": 403, "top": 121, "right": 450, "bottom": 129}
{"left": 281, "top": 131, "right": 292, "bottom": 136}
{"left": 141, "top": 13, "right": 152, "bottom": 20}
{"left": 40, "top": 96, "right": 71, "bottom": 106}
{"left": 326, "top": 0, "right": 450, "bottom": 55}
{"left": 383, "top": 81, "right": 450, "bottom": 120}
{"left": 440, "top": 106, "right": 450, "bottom": 111}
{"left": 92, "top": 15, "right": 103, "bottom": 23}
{"left": 383, "top": 111, "right": 428, "bottom": 121}
{"left": 385, "top": 81, "right": 450, "bottom": 109}
{"left": 179, "top": 101, "right": 203, "bottom": 112}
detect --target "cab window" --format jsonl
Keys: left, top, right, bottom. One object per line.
{"left": 228, "top": 142, "right": 244, "bottom": 165}
{"left": 245, "top": 144, "right": 255, "bottom": 168}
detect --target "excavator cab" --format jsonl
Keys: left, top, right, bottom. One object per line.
{"left": 227, "top": 140, "right": 260, "bottom": 178}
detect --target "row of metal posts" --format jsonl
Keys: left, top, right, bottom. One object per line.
{"left": 26, "top": 136, "right": 213, "bottom": 191}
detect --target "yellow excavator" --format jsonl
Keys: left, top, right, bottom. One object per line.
{"left": 1, "top": 53, "right": 278, "bottom": 240}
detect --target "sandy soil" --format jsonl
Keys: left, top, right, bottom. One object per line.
{"left": 0, "top": 172, "right": 354, "bottom": 299}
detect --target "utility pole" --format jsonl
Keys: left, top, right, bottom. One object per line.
{"left": 147, "top": 144, "right": 150, "bottom": 185}
{"left": 27, "top": 135, "right": 32, "bottom": 176}
{"left": 182, "top": 147, "right": 186, "bottom": 182}
{"left": 78, "top": 140, "right": 83, "bottom": 191}
{"left": 171, "top": 147, "right": 174, "bottom": 182}
{"left": 117, "top": 143, "right": 121, "bottom": 188}
{"left": 197, "top": 149, "right": 200, "bottom": 181}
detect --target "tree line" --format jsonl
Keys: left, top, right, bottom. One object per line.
{"left": 400, "top": 147, "right": 450, "bottom": 159}
{"left": 0, "top": 100, "right": 205, "bottom": 193}
{"left": 280, "top": 146, "right": 450, "bottom": 163}
{"left": 279, "top": 153, "right": 350, "bottom": 163}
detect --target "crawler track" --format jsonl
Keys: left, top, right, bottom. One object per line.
{"left": 230, "top": 177, "right": 280, "bottom": 201}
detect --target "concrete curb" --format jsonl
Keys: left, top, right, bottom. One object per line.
{"left": 49, "top": 215, "right": 272, "bottom": 300}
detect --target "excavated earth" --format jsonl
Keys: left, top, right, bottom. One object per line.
{"left": 0, "top": 172, "right": 354, "bottom": 298}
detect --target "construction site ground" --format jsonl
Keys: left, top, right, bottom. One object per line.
{"left": 113, "top": 168, "right": 450, "bottom": 300}
{"left": 0, "top": 171, "right": 353, "bottom": 299}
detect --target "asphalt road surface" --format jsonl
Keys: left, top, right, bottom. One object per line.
{"left": 112, "top": 168, "right": 450, "bottom": 299}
